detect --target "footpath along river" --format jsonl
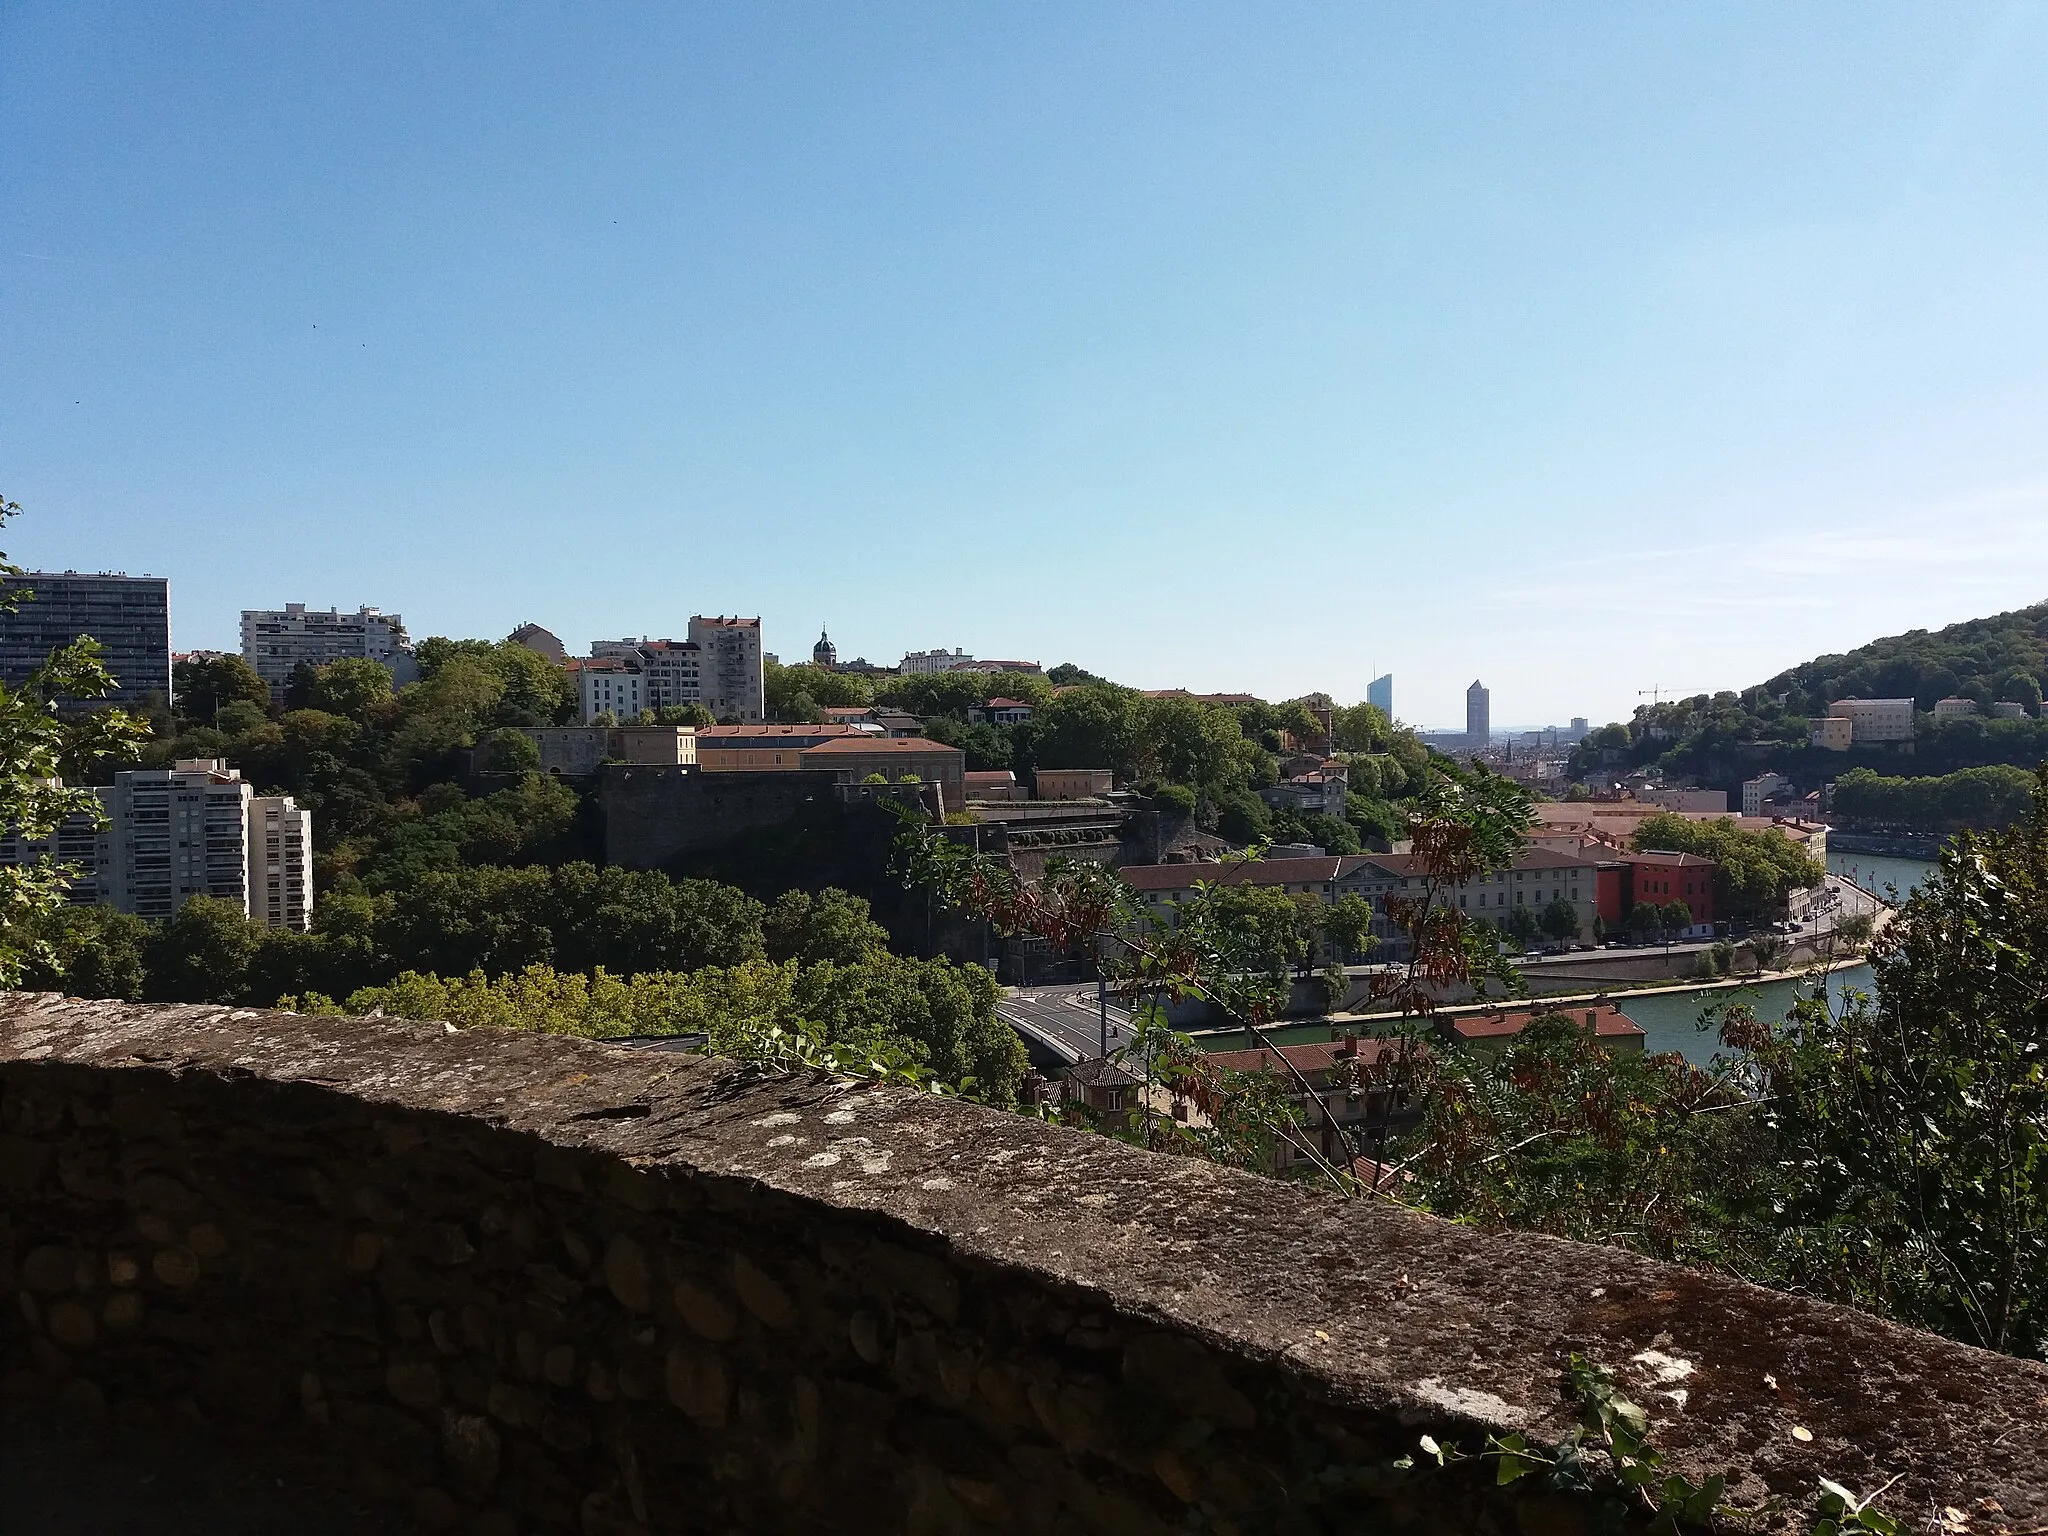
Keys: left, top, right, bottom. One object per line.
{"left": 1194, "top": 851, "right": 1938, "bottom": 1068}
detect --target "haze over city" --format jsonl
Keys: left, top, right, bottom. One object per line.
{"left": 5, "top": 4, "right": 2047, "bottom": 725}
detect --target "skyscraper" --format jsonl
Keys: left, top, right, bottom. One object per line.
{"left": 0, "top": 572, "right": 171, "bottom": 707}
{"left": 1466, "top": 680, "right": 1490, "bottom": 745}
{"left": 1367, "top": 673, "right": 1393, "bottom": 719}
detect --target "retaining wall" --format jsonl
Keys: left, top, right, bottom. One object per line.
{"left": 3, "top": 993, "right": 2045, "bottom": 1534}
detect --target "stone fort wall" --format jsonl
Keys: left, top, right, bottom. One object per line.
{"left": 2, "top": 993, "right": 2044, "bottom": 1534}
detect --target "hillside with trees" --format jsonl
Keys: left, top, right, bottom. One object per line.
{"left": 1568, "top": 600, "right": 2048, "bottom": 790}
{"left": 769, "top": 657, "right": 1440, "bottom": 856}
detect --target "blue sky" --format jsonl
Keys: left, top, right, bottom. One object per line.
{"left": 4, "top": 4, "right": 2045, "bottom": 730}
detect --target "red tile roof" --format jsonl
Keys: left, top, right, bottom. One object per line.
{"left": 799, "top": 736, "right": 963, "bottom": 755}
{"left": 1441, "top": 1003, "right": 1644, "bottom": 1042}
{"left": 1204, "top": 1037, "right": 1409, "bottom": 1075}
{"left": 698, "top": 724, "right": 861, "bottom": 740}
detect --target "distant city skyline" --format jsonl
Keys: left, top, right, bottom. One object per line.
{"left": 6, "top": 6, "right": 2046, "bottom": 727}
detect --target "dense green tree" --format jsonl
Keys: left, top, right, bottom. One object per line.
{"left": 1633, "top": 812, "right": 1822, "bottom": 918}
{"left": 477, "top": 728, "right": 542, "bottom": 775}
{"left": 763, "top": 887, "right": 890, "bottom": 966}
{"left": 1045, "top": 662, "right": 1103, "bottom": 686}
{"left": 2001, "top": 672, "right": 2043, "bottom": 715}
{"left": 310, "top": 657, "right": 396, "bottom": 722}
{"left": 0, "top": 496, "right": 150, "bottom": 983}
{"left": 19, "top": 905, "right": 149, "bottom": 999}
{"left": 172, "top": 653, "right": 271, "bottom": 722}
{"left": 1320, "top": 894, "right": 1378, "bottom": 963}
{"left": 141, "top": 896, "right": 265, "bottom": 1003}
{"left": 1503, "top": 903, "right": 1542, "bottom": 949}
{"left": 1741, "top": 779, "right": 2048, "bottom": 1355}
{"left": 764, "top": 660, "right": 871, "bottom": 719}
{"left": 1832, "top": 764, "right": 2035, "bottom": 831}
{"left": 1539, "top": 895, "right": 1581, "bottom": 949}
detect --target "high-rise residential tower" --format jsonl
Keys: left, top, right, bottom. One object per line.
{"left": 0, "top": 572, "right": 171, "bottom": 707}
{"left": 1466, "top": 680, "right": 1491, "bottom": 746}
{"left": 241, "top": 604, "right": 417, "bottom": 695}
{"left": 0, "top": 759, "right": 313, "bottom": 929}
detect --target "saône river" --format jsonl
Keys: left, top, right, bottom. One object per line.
{"left": 1196, "top": 851, "right": 1936, "bottom": 1068}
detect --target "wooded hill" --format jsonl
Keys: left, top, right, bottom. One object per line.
{"left": 1569, "top": 600, "right": 2048, "bottom": 792}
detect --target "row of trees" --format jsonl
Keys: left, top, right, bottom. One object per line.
{"left": 1830, "top": 763, "right": 2036, "bottom": 832}
{"left": 22, "top": 867, "right": 892, "bottom": 1007}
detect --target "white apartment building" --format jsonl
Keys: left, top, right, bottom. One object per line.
{"left": 1933, "top": 697, "right": 1977, "bottom": 722}
{"left": 584, "top": 617, "right": 764, "bottom": 725}
{"left": 2, "top": 760, "right": 314, "bottom": 929}
{"left": 241, "top": 604, "right": 418, "bottom": 694}
{"left": 249, "top": 794, "right": 314, "bottom": 930}
{"left": 1822, "top": 697, "right": 1915, "bottom": 745}
{"left": 902, "top": 648, "right": 972, "bottom": 674}
{"left": 577, "top": 659, "right": 648, "bottom": 723}
{"left": 1742, "top": 772, "right": 1789, "bottom": 817}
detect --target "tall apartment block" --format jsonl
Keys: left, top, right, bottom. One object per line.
{"left": 1367, "top": 673, "right": 1393, "bottom": 720}
{"left": 690, "top": 615, "right": 763, "bottom": 723}
{"left": 0, "top": 572, "right": 171, "bottom": 707}
{"left": 583, "top": 617, "right": 764, "bottom": 725}
{"left": 1466, "top": 679, "right": 1491, "bottom": 746}
{"left": 0, "top": 759, "right": 314, "bottom": 929}
{"left": 240, "top": 604, "right": 418, "bottom": 695}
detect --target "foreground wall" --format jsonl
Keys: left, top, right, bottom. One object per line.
{"left": 2, "top": 994, "right": 2044, "bottom": 1535}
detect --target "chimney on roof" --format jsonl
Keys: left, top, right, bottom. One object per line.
{"left": 1338, "top": 1033, "right": 1357, "bottom": 1059}
{"left": 1585, "top": 1010, "right": 1598, "bottom": 1030}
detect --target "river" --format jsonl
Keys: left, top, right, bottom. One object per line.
{"left": 1189, "top": 849, "right": 1935, "bottom": 1068}
{"left": 1827, "top": 849, "right": 1935, "bottom": 901}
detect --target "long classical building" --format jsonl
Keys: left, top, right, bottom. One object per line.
{"left": 0, "top": 759, "right": 312, "bottom": 929}
{"left": 0, "top": 571, "right": 171, "bottom": 707}
{"left": 1115, "top": 842, "right": 1716, "bottom": 956}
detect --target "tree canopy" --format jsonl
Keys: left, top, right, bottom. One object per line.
{"left": 1632, "top": 812, "right": 1823, "bottom": 917}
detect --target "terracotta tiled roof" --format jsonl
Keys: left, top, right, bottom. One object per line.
{"left": 1442, "top": 1004, "right": 1644, "bottom": 1042}
{"left": 698, "top": 724, "right": 861, "bottom": 740}
{"left": 1204, "top": 1038, "right": 1409, "bottom": 1075}
{"left": 798, "top": 737, "right": 963, "bottom": 755}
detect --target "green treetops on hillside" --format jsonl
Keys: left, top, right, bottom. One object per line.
{"left": 1631, "top": 812, "right": 1823, "bottom": 917}
{"left": 1569, "top": 603, "right": 2048, "bottom": 786}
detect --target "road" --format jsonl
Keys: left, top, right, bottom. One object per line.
{"left": 997, "top": 985, "right": 1132, "bottom": 1064}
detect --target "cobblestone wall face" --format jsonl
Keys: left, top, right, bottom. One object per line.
{"left": 3, "top": 995, "right": 2047, "bottom": 1535}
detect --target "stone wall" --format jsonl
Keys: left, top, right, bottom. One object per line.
{"left": 3, "top": 993, "right": 2046, "bottom": 1535}
{"left": 599, "top": 765, "right": 845, "bottom": 867}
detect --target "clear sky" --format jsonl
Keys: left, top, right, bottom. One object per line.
{"left": 4, "top": 5, "right": 2045, "bottom": 730}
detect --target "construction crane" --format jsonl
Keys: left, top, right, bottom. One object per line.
{"left": 1636, "top": 686, "right": 1712, "bottom": 705}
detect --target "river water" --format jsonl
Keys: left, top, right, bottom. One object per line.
{"left": 1827, "top": 849, "right": 1935, "bottom": 901}
{"left": 1192, "top": 850, "right": 1935, "bottom": 1067}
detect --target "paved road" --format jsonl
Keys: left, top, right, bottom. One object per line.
{"left": 998, "top": 986, "right": 1132, "bottom": 1062}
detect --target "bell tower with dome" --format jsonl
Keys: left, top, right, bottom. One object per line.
{"left": 812, "top": 628, "right": 837, "bottom": 670}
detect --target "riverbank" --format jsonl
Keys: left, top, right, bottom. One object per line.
{"left": 1189, "top": 961, "right": 1878, "bottom": 1065}
{"left": 1830, "top": 829, "right": 1947, "bottom": 860}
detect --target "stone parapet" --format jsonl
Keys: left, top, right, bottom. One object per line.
{"left": 1, "top": 993, "right": 2044, "bottom": 1533}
